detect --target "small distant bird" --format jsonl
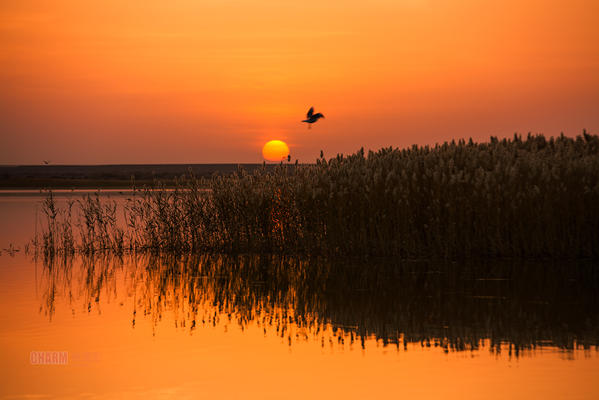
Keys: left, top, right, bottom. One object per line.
{"left": 302, "top": 107, "right": 325, "bottom": 128}
{"left": 43, "top": 160, "right": 50, "bottom": 165}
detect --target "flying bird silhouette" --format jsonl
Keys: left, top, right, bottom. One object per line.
{"left": 302, "top": 107, "right": 324, "bottom": 128}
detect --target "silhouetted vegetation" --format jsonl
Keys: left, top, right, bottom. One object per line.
{"left": 36, "top": 132, "right": 599, "bottom": 258}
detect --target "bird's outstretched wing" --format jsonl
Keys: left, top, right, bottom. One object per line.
{"left": 312, "top": 113, "right": 324, "bottom": 119}
{"left": 307, "top": 107, "right": 314, "bottom": 118}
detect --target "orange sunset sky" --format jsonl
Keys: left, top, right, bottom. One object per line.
{"left": 1, "top": 0, "right": 598, "bottom": 164}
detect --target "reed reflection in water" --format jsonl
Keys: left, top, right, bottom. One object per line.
{"left": 38, "top": 253, "right": 599, "bottom": 356}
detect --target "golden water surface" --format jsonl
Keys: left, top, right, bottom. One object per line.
{"left": 0, "top": 194, "right": 598, "bottom": 399}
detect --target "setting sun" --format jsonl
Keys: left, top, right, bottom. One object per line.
{"left": 262, "top": 140, "right": 289, "bottom": 162}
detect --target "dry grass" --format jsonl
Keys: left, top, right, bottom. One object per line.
{"left": 36, "top": 132, "right": 599, "bottom": 258}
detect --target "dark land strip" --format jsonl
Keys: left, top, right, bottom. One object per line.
{"left": 0, "top": 164, "right": 282, "bottom": 189}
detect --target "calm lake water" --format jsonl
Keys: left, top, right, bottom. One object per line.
{"left": 1, "top": 193, "right": 599, "bottom": 399}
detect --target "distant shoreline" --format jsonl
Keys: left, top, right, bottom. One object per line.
{"left": 0, "top": 179, "right": 179, "bottom": 190}
{"left": 0, "top": 163, "right": 292, "bottom": 190}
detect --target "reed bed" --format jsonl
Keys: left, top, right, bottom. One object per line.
{"left": 37, "top": 132, "right": 599, "bottom": 258}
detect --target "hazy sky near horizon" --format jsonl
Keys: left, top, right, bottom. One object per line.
{"left": 1, "top": 0, "right": 598, "bottom": 164}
